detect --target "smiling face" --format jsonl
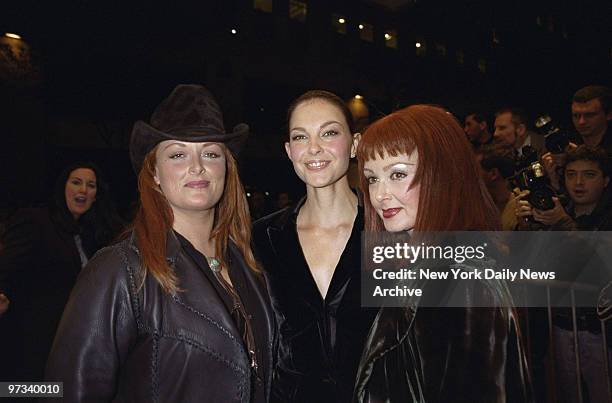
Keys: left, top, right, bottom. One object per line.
{"left": 565, "top": 159, "right": 609, "bottom": 211}
{"left": 65, "top": 167, "right": 97, "bottom": 219}
{"left": 285, "top": 99, "right": 357, "bottom": 189}
{"left": 363, "top": 151, "right": 420, "bottom": 232}
{"left": 154, "top": 141, "right": 226, "bottom": 216}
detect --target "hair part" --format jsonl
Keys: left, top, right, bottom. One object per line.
{"left": 133, "top": 144, "right": 259, "bottom": 294}
{"left": 358, "top": 104, "right": 500, "bottom": 231}
{"left": 287, "top": 90, "right": 355, "bottom": 134}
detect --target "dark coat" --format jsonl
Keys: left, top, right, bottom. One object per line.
{"left": 0, "top": 208, "right": 84, "bottom": 381}
{"left": 44, "top": 231, "right": 275, "bottom": 403}
{"left": 253, "top": 200, "right": 378, "bottom": 403}
{"left": 353, "top": 272, "right": 534, "bottom": 403}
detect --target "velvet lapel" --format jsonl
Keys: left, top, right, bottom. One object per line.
{"left": 266, "top": 199, "right": 324, "bottom": 308}
{"left": 324, "top": 206, "right": 363, "bottom": 305}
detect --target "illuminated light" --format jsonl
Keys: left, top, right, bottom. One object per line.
{"left": 247, "top": 192, "right": 252, "bottom": 197}
{"left": 338, "top": 18, "right": 346, "bottom": 24}
{"left": 265, "top": 191, "right": 270, "bottom": 196}
{"left": 231, "top": 29, "right": 237, "bottom": 34}
{"left": 5, "top": 33, "right": 22, "bottom": 39}
{"left": 415, "top": 42, "right": 422, "bottom": 48}
{"left": 354, "top": 95, "right": 363, "bottom": 100}
{"left": 358, "top": 24, "right": 364, "bottom": 30}
{"left": 384, "top": 33, "right": 392, "bottom": 41}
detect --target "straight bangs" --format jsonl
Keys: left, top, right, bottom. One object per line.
{"left": 358, "top": 104, "right": 500, "bottom": 232}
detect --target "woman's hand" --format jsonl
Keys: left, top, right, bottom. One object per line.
{"left": 0, "top": 293, "right": 9, "bottom": 316}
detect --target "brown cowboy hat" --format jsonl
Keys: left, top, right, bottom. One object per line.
{"left": 129, "top": 84, "right": 248, "bottom": 173}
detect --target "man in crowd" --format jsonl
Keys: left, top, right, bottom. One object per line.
{"left": 464, "top": 112, "right": 493, "bottom": 150}
{"left": 571, "top": 85, "right": 612, "bottom": 153}
{"left": 494, "top": 107, "right": 545, "bottom": 156}
{"left": 477, "top": 142, "right": 518, "bottom": 230}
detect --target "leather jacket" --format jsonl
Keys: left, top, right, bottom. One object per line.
{"left": 354, "top": 274, "right": 534, "bottom": 403}
{"left": 44, "top": 231, "right": 275, "bottom": 403}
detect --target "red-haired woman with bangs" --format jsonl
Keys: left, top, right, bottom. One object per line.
{"left": 353, "top": 105, "right": 533, "bottom": 402}
{"left": 45, "top": 85, "right": 274, "bottom": 403}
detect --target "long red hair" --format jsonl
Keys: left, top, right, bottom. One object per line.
{"left": 357, "top": 104, "right": 500, "bottom": 232}
{"left": 133, "top": 144, "right": 258, "bottom": 293}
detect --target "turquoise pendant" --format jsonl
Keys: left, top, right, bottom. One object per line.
{"left": 208, "top": 257, "right": 221, "bottom": 273}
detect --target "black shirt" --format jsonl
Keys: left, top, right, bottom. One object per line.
{"left": 177, "top": 232, "right": 267, "bottom": 403}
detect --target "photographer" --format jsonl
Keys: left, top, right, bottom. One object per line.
{"left": 541, "top": 85, "right": 612, "bottom": 192}
{"left": 516, "top": 145, "right": 612, "bottom": 230}
{"left": 515, "top": 145, "right": 612, "bottom": 403}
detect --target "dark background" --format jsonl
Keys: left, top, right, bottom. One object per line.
{"left": 1, "top": 0, "right": 610, "bottom": 216}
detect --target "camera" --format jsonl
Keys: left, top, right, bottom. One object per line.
{"left": 535, "top": 114, "right": 570, "bottom": 154}
{"left": 512, "top": 146, "right": 556, "bottom": 210}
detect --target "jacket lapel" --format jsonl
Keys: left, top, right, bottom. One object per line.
{"left": 165, "top": 232, "right": 244, "bottom": 347}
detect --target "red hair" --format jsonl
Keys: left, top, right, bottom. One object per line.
{"left": 133, "top": 144, "right": 258, "bottom": 293}
{"left": 357, "top": 105, "right": 500, "bottom": 232}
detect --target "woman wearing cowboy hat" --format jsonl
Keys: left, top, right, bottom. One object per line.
{"left": 44, "top": 85, "right": 274, "bottom": 403}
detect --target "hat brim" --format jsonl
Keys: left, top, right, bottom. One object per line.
{"left": 129, "top": 121, "right": 249, "bottom": 174}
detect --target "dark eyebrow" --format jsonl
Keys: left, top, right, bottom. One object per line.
{"left": 290, "top": 120, "right": 343, "bottom": 134}
{"left": 319, "top": 120, "right": 342, "bottom": 130}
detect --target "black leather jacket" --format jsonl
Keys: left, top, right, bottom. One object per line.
{"left": 44, "top": 232, "right": 275, "bottom": 403}
{"left": 354, "top": 274, "right": 534, "bottom": 403}
{"left": 253, "top": 200, "right": 378, "bottom": 403}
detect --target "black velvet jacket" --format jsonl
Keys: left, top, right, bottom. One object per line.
{"left": 253, "top": 199, "right": 378, "bottom": 403}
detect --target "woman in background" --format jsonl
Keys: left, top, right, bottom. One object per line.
{"left": 354, "top": 104, "right": 533, "bottom": 402}
{"left": 253, "top": 90, "right": 377, "bottom": 402}
{"left": 0, "top": 161, "right": 123, "bottom": 381}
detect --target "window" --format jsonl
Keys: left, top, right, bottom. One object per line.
{"left": 358, "top": 23, "right": 374, "bottom": 42}
{"left": 289, "top": 0, "right": 307, "bottom": 22}
{"left": 384, "top": 30, "right": 398, "bottom": 49}
{"left": 253, "top": 0, "right": 272, "bottom": 13}
{"left": 332, "top": 14, "right": 347, "bottom": 34}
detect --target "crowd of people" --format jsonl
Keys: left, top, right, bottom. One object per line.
{"left": 0, "top": 83, "right": 610, "bottom": 402}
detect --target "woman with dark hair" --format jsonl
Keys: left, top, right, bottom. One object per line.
{"left": 44, "top": 85, "right": 274, "bottom": 403}
{"left": 354, "top": 105, "right": 533, "bottom": 402}
{"left": 0, "top": 161, "right": 123, "bottom": 381}
{"left": 253, "top": 90, "right": 377, "bottom": 402}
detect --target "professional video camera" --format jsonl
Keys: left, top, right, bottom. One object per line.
{"left": 512, "top": 146, "right": 556, "bottom": 210}
{"left": 534, "top": 114, "right": 570, "bottom": 154}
